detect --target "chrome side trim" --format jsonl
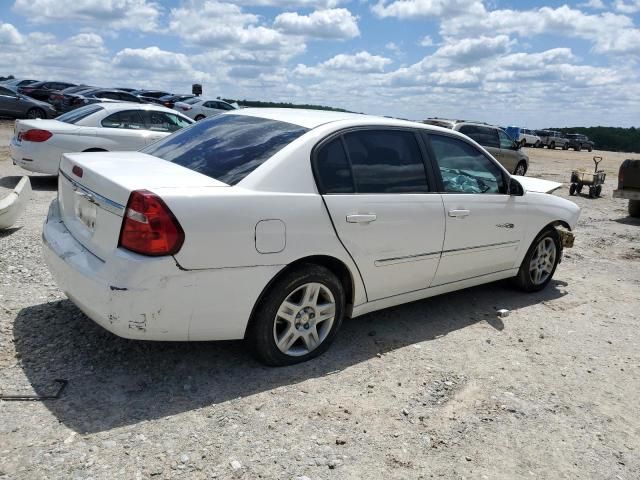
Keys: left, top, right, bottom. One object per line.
{"left": 60, "top": 170, "right": 125, "bottom": 217}
{"left": 442, "top": 240, "right": 519, "bottom": 255}
{"left": 375, "top": 251, "right": 441, "bottom": 267}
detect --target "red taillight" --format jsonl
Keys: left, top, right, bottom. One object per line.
{"left": 119, "top": 190, "right": 184, "bottom": 256}
{"left": 72, "top": 165, "right": 83, "bottom": 178}
{"left": 22, "top": 129, "right": 52, "bottom": 142}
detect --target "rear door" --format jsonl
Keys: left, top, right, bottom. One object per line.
{"left": 99, "top": 109, "right": 150, "bottom": 150}
{"left": 315, "top": 128, "right": 445, "bottom": 301}
{"left": 424, "top": 132, "right": 527, "bottom": 286}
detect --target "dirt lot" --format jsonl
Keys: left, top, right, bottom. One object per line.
{"left": 0, "top": 118, "right": 639, "bottom": 480}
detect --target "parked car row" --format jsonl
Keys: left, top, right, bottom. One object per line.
{"left": 505, "top": 125, "right": 595, "bottom": 152}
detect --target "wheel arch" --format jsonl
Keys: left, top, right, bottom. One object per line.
{"left": 244, "top": 255, "right": 356, "bottom": 338}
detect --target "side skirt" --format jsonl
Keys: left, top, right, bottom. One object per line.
{"left": 351, "top": 268, "right": 519, "bottom": 318}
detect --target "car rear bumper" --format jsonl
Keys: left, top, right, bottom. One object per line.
{"left": 43, "top": 199, "right": 281, "bottom": 341}
{"left": 10, "top": 138, "right": 61, "bottom": 175}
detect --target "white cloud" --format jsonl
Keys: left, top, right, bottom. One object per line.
{"left": 112, "top": 47, "right": 192, "bottom": 72}
{"left": 12, "top": 0, "right": 162, "bottom": 32}
{"left": 234, "top": 0, "right": 345, "bottom": 6}
{"left": 614, "top": 0, "right": 640, "bottom": 13}
{"left": 579, "top": 0, "right": 605, "bottom": 9}
{"left": 169, "top": 1, "right": 306, "bottom": 64}
{"left": 372, "top": 0, "right": 484, "bottom": 19}
{"left": 441, "top": 5, "right": 640, "bottom": 55}
{"left": 321, "top": 51, "right": 392, "bottom": 72}
{"left": 419, "top": 35, "right": 433, "bottom": 47}
{"left": 0, "top": 23, "right": 23, "bottom": 45}
{"left": 433, "top": 35, "right": 514, "bottom": 64}
{"left": 274, "top": 8, "right": 360, "bottom": 39}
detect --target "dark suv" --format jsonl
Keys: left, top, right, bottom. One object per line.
{"left": 565, "top": 133, "right": 594, "bottom": 152}
{"left": 18, "top": 81, "right": 76, "bottom": 102}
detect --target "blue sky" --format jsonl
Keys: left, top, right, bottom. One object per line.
{"left": 1, "top": 0, "right": 639, "bottom": 127}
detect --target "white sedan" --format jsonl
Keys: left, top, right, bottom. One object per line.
{"left": 10, "top": 103, "right": 193, "bottom": 175}
{"left": 173, "top": 97, "right": 237, "bottom": 121}
{"left": 42, "top": 109, "right": 579, "bottom": 365}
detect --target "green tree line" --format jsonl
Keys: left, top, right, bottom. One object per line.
{"left": 552, "top": 126, "right": 640, "bottom": 153}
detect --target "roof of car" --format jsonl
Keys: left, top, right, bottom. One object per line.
{"left": 94, "top": 102, "right": 188, "bottom": 115}
{"left": 229, "top": 108, "right": 426, "bottom": 130}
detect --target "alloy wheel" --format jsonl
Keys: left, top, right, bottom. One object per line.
{"left": 273, "top": 282, "right": 336, "bottom": 356}
{"left": 529, "top": 237, "right": 556, "bottom": 285}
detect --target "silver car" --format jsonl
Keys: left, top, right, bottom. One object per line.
{"left": 0, "top": 85, "right": 57, "bottom": 119}
{"left": 424, "top": 119, "right": 529, "bottom": 176}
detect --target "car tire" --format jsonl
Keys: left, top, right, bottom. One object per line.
{"left": 514, "top": 161, "right": 527, "bottom": 176}
{"left": 575, "top": 144, "right": 581, "bottom": 152}
{"left": 569, "top": 183, "right": 577, "bottom": 196}
{"left": 562, "top": 143, "right": 569, "bottom": 150}
{"left": 520, "top": 139, "right": 526, "bottom": 147}
{"left": 588, "top": 146, "right": 593, "bottom": 152}
{"left": 195, "top": 114, "right": 205, "bottom": 121}
{"left": 629, "top": 200, "right": 640, "bottom": 217}
{"left": 535, "top": 141, "right": 541, "bottom": 148}
{"left": 246, "top": 264, "right": 346, "bottom": 366}
{"left": 514, "top": 228, "right": 561, "bottom": 292}
{"left": 549, "top": 142, "right": 555, "bottom": 150}
{"left": 595, "top": 185, "right": 602, "bottom": 197}
{"left": 26, "top": 108, "right": 45, "bottom": 119}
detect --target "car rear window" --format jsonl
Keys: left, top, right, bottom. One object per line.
{"left": 183, "top": 97, "right": 201, "bottom": 105}
{"left": 55, "top": 104, "right": 104, "bottom": 124}
{"left": 141, "top": 114, "right": 309, "bottom": 185}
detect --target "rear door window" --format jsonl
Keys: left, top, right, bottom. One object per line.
{"left": 101, "top": 110, "right": 146, "bottom": 129}
{"left": 143, "top": 111, "right": 191, "bottom": 132}
{"left": 429, "top": 134, "right": 506, "bottom": 194}
{"left": 343, "top": 130, "right": 429, "bottom": 194}
{"left": 458, "top": 125, "right": 499, "bottom": 148}
{"left": 141, "top": 114, "right": 308, "bottom": 185}
{"left": 314, "top": 138, "right": 354, "bottom": 194}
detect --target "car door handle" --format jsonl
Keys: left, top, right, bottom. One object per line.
{"left": 346, "top": 214, "right": 377, "bottom": 223}
{"left": 448, "top": 209, "right": 470, "bottom": 218}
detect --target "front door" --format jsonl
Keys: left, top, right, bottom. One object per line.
{"left": 425, "top": 133, "right": 527, "bottom": 286}
{"left": 314, "top": 129, "right": 446, "bottom": 301}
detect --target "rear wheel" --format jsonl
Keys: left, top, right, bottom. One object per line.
{"left": 575, "top": 144, "right": 581, "bottom": 152}
{"left": 587, "top": 146, "right": 593, "bottom": 152}
{"left": 26, "top": 108, "right": 45, "bottom": 119}
{"left": 629, "top": 200, "right": 640, "bottom": 217}
{"left": 569, "top": 183, "right": 577, "bottom": 196}
{"left": 195, "top": 114, "right": 205, "bottom": 121}
{"left": 514, "top": 161, "right": 527, "bottom": 176}
{"left": 246, "top": 264, "right": 345, "bottom": 366}
{"left": 562, "top": 143, "right": 569, "bottom": 150}
{"left": 549, "top": 142, "right": 555, "bottom": 150}
{"left": 520, "top": 139, "right": 527, "bottom": 147}
{"left": 595, "top": 185, "right": 602, "bottom": 197}
{"left": 515, "top": 229, "right": 560, "bottom": 292}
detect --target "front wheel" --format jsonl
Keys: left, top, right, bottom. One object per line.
{"left": 514, "top": 229, "right": 561, "bottom": 292}
{"left": 562, "top": 143, "right": 569, "bottom": 150}
{"left": 246, "top": 264, "right": 345, "bottom": 366}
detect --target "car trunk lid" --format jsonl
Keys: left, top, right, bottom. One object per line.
{"left": 58, "top": 151, "right": 228, "bottom": 259}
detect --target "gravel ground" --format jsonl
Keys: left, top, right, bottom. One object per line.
{"left": 1, "top": 118, "right": 639, "bottom": 479}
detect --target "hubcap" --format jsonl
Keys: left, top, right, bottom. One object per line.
{"left": 273, "top": 282, "right": 336, "bottom": 356}
{"left": 529, "top": 237, "right": 556, "bottom": 285}
{"left": 516, "top": 164, "right": 526, "bottom": 175}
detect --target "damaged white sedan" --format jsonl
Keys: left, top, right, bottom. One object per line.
{"left": 43, "top": 109, "right": 579, "bottom": 365}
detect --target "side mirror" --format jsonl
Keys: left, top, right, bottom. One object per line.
{"left": 509, "top": 177, "right": 524, "bottom": 196}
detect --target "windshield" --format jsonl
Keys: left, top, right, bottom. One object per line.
{"left": 141, "top": 113, "right": 309, "bottom": 185}
{"left": 56, "top": 104, "right": 104, "bottom": 124}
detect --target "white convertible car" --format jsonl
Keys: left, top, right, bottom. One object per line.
{"left": 10, "top": 103, "right": 193, "bottom": 175}
{"left": 43, "top": 109, "right": 579, "bottom": 365}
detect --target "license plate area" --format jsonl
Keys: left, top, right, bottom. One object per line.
{"left": 74, "top": 192, "right": 97, "bottom": 232}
